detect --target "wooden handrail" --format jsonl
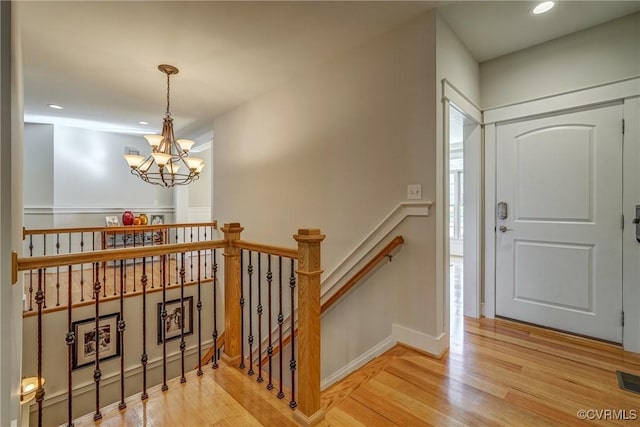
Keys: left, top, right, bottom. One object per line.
{"left": 234, "top": 240, "right": 297, "bottom": 259}
{"left": 321, "top": 235, "right": 404, "bottom": 310}
{"left": 22, "top": 221, "right": 218, "bottom": 237}
{"left": 12, "top": 239, "right": 228, "bottom": 282}
{"left": 259, "top": 235, "right": 404, "bottom": 366}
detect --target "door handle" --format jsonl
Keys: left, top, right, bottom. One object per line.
{"left": 499, "top": 226, "right": 514, "bottom": 233}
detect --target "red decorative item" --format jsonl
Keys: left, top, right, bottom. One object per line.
{"left": 122, "top": 210, "right": 134, "bottom": 226}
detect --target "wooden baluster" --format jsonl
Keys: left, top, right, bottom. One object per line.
{"left": 180, "top": 252, "right": 187, "bottom": 383}
{"left": 112, "top": 235, "right": 117, "bottom": 296}
{"left": 277, "top": 256, "right": 284, "bottom": 400}
{"left": 190, "top": 226, "right": 194, "bottom": 282}
{"left": 118, "top": 256, "right": 127, "bottom": 410}
{"left": 289, "top": 258, "right": 297, "bottom": 409}
{"left": 28, "top": 235, "right": 33, "bottom": 311}
{"left": 203, "top": 227, "right": 208, "bottom": 279}
{"left": 240, "top": 250, "right": 245, "bottom": 369}
{"left": 36, "top": 269, "right": 45, "bottom": 427}
{"left": 161, "top": 254, "right": 169, "bottom": 391}
{"left": 212, "top": 248, "right": 219, "bottom": 369}
{"left": 293, "top": 229, "right": 325, "bottom": 425}
{"left": 132, "top": 231, "right": 137, "bottom": 293}
{"left": 66, "top": 266, "right": 73, "bottom": 426}
{"left": 197, "top": 250, "right": 203, "bottom": 376}
{"left": 141, "top": 256, "right": 148, "bottom": 400}
{"left": 222, "top": 223, "right": 243, "bottom": 365}
{"left": 257, "top": 253, "right": 264, "bottom": 383}
{"left": 175, "top": 227, "right": 179, "bottom": 285}
{"left": 247, "top": 250, "right": 254, "bottom": 376}
{"left": 266, "top": 255, "right": 274, "bottom": 390}
{"left": 93, "top": 263, "right": 103, "bottom": 421}
{"left": 55, "top": 233, "right": 60, "bottom": 306}
{"left": 80, "top": 232, "right": 85, "bottom": 302}
{"left": 42, "top": 235, "right": 47, "bottom": 308}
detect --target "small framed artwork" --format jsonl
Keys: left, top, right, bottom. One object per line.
{"left": 105, "top": 215, "right": 120, "bottom": 227}
{"left": 151, "top": 214, "right": 164, "bottom": 225}
{"left": 157, "top": 296, "right": 193, "bottom": 344}
{"left": 72, "top": 313, "right": 121, "bottom": 369}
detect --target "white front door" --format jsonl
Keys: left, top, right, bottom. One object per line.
{"left": 495, "top": 103, "right": 623, "bottom": 343}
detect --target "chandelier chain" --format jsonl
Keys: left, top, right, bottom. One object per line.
{"left": 166, "top": 73, "right": 171, "bottom": 117}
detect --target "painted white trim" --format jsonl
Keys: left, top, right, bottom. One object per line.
{"left": 623, "top": 97, "right": 640, "bottom": 353}
{"left": 483, "top": 124, "right": 497, "bottom": 319}
{"left": 442, "top": 79, "right": 482, "bottom": 124}
{"left": 24, "top": 206, "right": 175, "bottom": 215}
{"left": 392, "top": 324, "right": 448, "bottom": 357}
{"left": 320, "top": 201, "right": 432, "bottom": 304}
{"left": 320, "top": 336, "right": 396, "bottom": 390}
{"left": 32, "top": 340, "right": 212, "bottom": 412}
{"left": 484, "top": 77, "right": 640, "bottom": 124}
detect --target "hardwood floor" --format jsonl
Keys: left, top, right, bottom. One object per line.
{"left": 72, "top": 258, "right": 640, "bottom": 426}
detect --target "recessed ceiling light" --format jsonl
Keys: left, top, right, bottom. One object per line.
{"left": 138, "top": 121, "right": 148, "bottom": 125}
{"left": 48, "top": 104, "right": 64, "bottom": 110}
{"left": 532, "top": 1, "right": 556, "bottom": 15}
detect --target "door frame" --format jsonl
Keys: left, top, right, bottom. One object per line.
{"left": 483, "top": 77, "right": 640, "bottom": 352}
{"left": 442, "top": 79, "right": 483, "bottom": 320}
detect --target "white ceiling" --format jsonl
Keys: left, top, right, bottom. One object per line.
{"left": 439, "top": 1, "right": 640, "bottom": 62}
{"left": 18, "top": 1, "right": 640, "bottom": 140}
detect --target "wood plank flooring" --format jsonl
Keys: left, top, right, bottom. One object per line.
{"left": 72, "top": 257, "right": 640, "bottom": 426}
{"left": 73, "top": 317, "right": 640, "bottom": 426}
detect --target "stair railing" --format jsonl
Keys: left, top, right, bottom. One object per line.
{"left": 12, "top": 222, "right": 324, "bottom": 426}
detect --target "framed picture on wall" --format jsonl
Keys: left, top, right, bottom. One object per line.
{"left": 105, "top": 215, "right": 120, "bottom": 227}
{"left": 72, "top": 313, "right": 121, "bottom": 369}
{"left": 151, "top": 214, "right": 164, "bottom": 225}
{"left": 157, "top": 297, "right": 193, "bottom": 344}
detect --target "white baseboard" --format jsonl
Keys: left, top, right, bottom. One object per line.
{"left": 392, "top": 324, "right": 448, "bottom": 358}
{"left": 320, "top": 336, "right": 396, "bottom": 391}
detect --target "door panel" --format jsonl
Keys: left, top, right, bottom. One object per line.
{"left": 496, "top": 104, "right": 623, "bottom": 342}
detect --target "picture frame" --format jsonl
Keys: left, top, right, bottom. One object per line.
{"left": 157, "top": 296, "right": 193, "bottom": 344}
{"left": 72, "top": 313, "right": 121, "bottom": 370}
{"left": 105, "top": 215, "right": 120, "bottom": 227}
{"left": 150, "top": 214, "right": 164, "bottom": 225}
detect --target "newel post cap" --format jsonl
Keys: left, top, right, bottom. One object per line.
{"left": 294, "top": 228, "right": 325, "bottom": 243}
{"left": 221, "top": 222, "right": 244, "bottom": 234}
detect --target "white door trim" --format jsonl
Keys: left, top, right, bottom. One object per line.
{"left": 484, "top": 77, "right": 640, "bottom": 124}
{"left": 442, "top": 79, "right": 483, "bottom": 319}
{"left": 623, "top": 97, "right": 640, "bottom": 352}
{"left": 483, "top": 78, "right": 640, "bottom": 351}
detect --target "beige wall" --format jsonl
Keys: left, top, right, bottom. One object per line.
{"left": 214, "top": 11, "right": 439, "bottom": 376}
{"left": 481, "top": 12, "right": 640, "bottom": 109}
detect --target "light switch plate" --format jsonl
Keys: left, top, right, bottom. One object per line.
{"left": 407, "top": 184, "right": 422, "bottom": 200}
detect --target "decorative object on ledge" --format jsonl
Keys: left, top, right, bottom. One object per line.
{"left": 123, "top": 64, "right": 205, "bottom": 187}
{"left": 72, "top": 313, "right": 121, "bottom": 369}
{"left": 122, "top": 210, "right": 134, "bottom": 226}
{"left": 139, "top": 213, "right": 148, "bottom": 225}
{"left": 105, "top": 215, "right": 120, "bottom": 227}
{"left": 151, "top": 214, "right": 164, "bottom": 225}
{"left": 157, "top": 297, "right": 193, "bottom": 344}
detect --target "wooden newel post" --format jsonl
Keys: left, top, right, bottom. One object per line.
{"left": 222, "top": 222, "right": 244, "bottom": 365}
{"left": 294, "top": 228, "right": 325, "bottom": 426}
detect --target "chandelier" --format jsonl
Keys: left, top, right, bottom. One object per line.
{"left": 124, "top": 64, "right": 204, "bottom": 187}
